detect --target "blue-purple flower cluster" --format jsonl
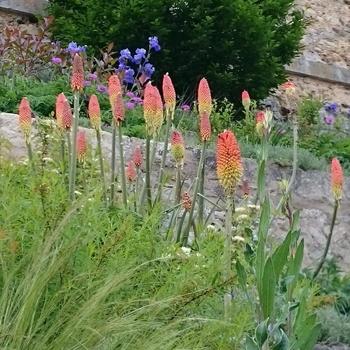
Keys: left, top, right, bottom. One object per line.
{"left": 117, "top": 36, "right": 161, "bottom": 85}
{"left": 323, "top": 102, "right": 339, "bottom": 125}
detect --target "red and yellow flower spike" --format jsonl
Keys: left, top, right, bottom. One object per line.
{"left": 108, "top": 75, "right": 122, "bottom": 114}
{"left": 76, "top": 130, "right": 87, "bottom": 162}
{"left": 255, "top": 110, "right": 265, "bottom": 136}
{"left": 143, "top": 83, "right": 164, "bottom": 136}
{"left": 242, "top": 90, "right": 251, "bottom": 110}
{"left": 199, "top": 111, "right": 211, "bottom": 142}
{"left": 162, "top": 73, "right": 176, "bottom": 115}
{"left": 88, "top": 94, "right": 101, "bottom": 130}
{"left": 182, "top": 192, "right": 192, "bottom": 211}
{"left": 113, "top": 93, "right": 125, "bottom": 125}
{"left": 171, "top": 130, "right": 185, "bottom": 166}
{"left": 56, "top": 93, "right": 72, "bottom": 130}
{"left": 216, "top": 130, "right": 243, "bottom": 194}
{"left": 198, "top": 78, "right": 212, "bottom": 116}
{"left": 126, "top": 161, "right": 137, "bottom": 182}
{"left": 71, "top": 54, "right": 84, "bottom": 92}
{"left": 18, "top": 97, "right": 32, "bottom": 140}
{"left": 132, "top": 145, "right": 143, "bottom": 168}
{"left": 331, "top": 158, "right": 343, "bottom": 201}
{"left": 281, "top": 81, "right": 296, "bottom": 96}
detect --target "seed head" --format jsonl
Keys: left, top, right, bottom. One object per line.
{"left": 182, "top": 192, "right": 192, "bottom": 211}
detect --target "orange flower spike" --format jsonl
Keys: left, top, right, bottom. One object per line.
{"left": 143, "top": 83, "right": 164, "bottom": 136}
{"left": 162, "top": 73, "right": 176, "bottom": 114}
{"left": 108, "top": 75, "right": 122, "bottom": 113}
{"left": 242, "top": 90, "right": 251, "bottom": 110}
{"left": 198, "top": 78, "right": 212, "bottom": 116}
{"left": 71, "top": 54, "right": 84, "bottom": 92}
{"left": 126, "top": 161, "right": 137, "bottom": 182}
{"left": 331, "top": 158, "right": 343, "bottom": 201}
{"left": 182, "top": 192, "right": 192, "bottom": 211}
{"left": 216, "top": 130, "right": 243, "bottom": 194}
{"left": 88, "top": 94, "right": 101, "bottom": 130}
{"left": 18, "top": 97, "right": 32, "bottom": 139}
{"left": 113, "top": 93, "right": 125, "bottom": 125}
{"left": 200, "top": 111, "right": 211, "bottom": 142}
{"left": 132, "top": 145, "right": 143, "bottom": 168}
{"left": 171, "top": 130, "right": 185, "bottom": 166}
{"left": 56, "top": 93, "right": 72, "bottom": 130}
{"left": 281, "top": 81, "right": 296, "bottom": 96}
{"left": 255, "top": 111, "right": 265, "bottom": 136}
{"left": 76, "top": 130, "right": 88, "bottom": 162}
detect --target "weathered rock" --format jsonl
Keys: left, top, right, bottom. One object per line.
{"left": 1, "top": 112, "right": 350, "bottom": 272}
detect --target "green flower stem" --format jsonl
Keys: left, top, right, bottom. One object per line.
{"left": 276, "top": 114, "right": 298, "bottom": 213}
{"left": 26, "top": 140, "right": 34, "bottom": 171}
{"left": 110, "top": 119, "right": 117, "bottom": 205}
{"left": 96, "top": 129, "right": 107, "bottom": 205}
{"left": 175, "top": 209, "right": 187, "bottom": 243}
{"left": 117, "top": 123, "right": 127, "bottom": 208}
{"left": 60, "top": 135, "right": 66, "bottom": 174}
{"left": 145, "top": 135, "right": 152, "bottom": 211}
{"left": 313, "top": 200, "right": 339, "bottom": 279}
{"left": 174, "top": 165, "right": 182, "bottom": 204}
{"left": 197, "top": 142, "right": 206, "bottom": 227}
{"left": 69, "top": 92, "right": 80, "bottom": 201}
{"left": 66, "top": 131, "right": 72, "bottom": 167}
{"left": 156, "top": 109, "right": 172, "bottom": 202}
{"left": 182, "top": 142, "right": 206, "bottom": 246}
{"left": 224, "top": 195, "right": 234, "bottom": 320}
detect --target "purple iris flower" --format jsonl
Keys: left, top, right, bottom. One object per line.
{"left": 143, "top": 63, "right": 155, "bottom": 77}
{"left": 120, "top": 48, "right": 132, "bottom": 61}
{"left": 84, "top": 80, "right": 91, "bottom": 87}
{"left": 124, "top": 68, "right": 135, "bottom": 84}
{"left": 324, "top": 102, "right": 338, "bottom": 114}
{"left": 131, "top": 96, "right": 143, "bottom": 105}
{"left": 126, "top": 91, "right": 135, "bottom": 98}
{"left": 97, "top": 84, "right": 108, "bottom": 94}
{"left": 51, "top": 56, "right": 62, "bottom": 64}
{"left": 67, "top": 42, "right": 86, "bottom": 54}
{"left": 149, "top": 36, "right": 161, "bottom": 51}
{"left": 133, "top": 48, "right": 147, "bottom": 64}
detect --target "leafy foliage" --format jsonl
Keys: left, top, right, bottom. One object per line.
{"left": 48, "top": 0, "right": 304, "bottom": 103}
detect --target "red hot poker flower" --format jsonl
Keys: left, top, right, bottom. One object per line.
{"left": 199, "top": 111, "right": 211, "bottom": 142}
{"left": 126, "top": 161, "right": 137, "bottom": 182}
{"left": 56, "top": 93, "right": 72, "bottom": 130}
{"left": 132, "top": 145, "right": 143, "bottom": 168}
{"left": 71, "top": 54, "right": 84, "bottom": 92}
{"left": 76, "top": 130, "right": 87, "bottom": 162}
{"left": 182, "top": 192, "right": 192, "bottom": 211}
{"left": 162, "top": 73, "right": 176, "bottom": 114}
{"left": 143, "top": 83, "right": 164, "bottom": 136}
{"left": 198, "top": 78, "right": 212, "bottom": 116}
{"left": 113, "top": 93, "right": 125, "bottom": 124}
{"left": 216, "top": 130, "right": 243, "bottom": 194}
{"left": 331, "top": 158, "right": 343, "bottom": 201}
{"left": 242, "top": 90, "right": 251, "bottom": 110}
{"left": 88, "top": 94, "right": 101, "bottom": 130}
{"left": 18, "top": 97, "right": 32, "bottom": 140}
{"left": 171, "top": 130, "right": 185, "bottom": 166}
{"left": 281, "top": 81, "right": 296, "bottom": 95}
{"left": 108, "top": 75, "right": 122, "bottom": 114}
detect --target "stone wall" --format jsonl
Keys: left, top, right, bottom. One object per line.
{"left": 1, "top": 112, "right": 349, "bottom": 272}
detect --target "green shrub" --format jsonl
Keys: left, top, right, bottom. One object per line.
{"left": 48, "top": 0, "right": 304, "bottom": 104}
{"left": 298, "top": 97, "right": 323, "bottom": 127}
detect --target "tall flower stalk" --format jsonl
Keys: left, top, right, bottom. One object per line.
{"left": 313, "top": 158, "right": 343, "bottom": 279}
{"left": 143, "top": 83, "right": 164, "bottom": 211}
{"left": 156, "top": 73, "right": 176, "bottom": 202}
{"left": 114, "top": 93, "right": 128, "bottom": 208}
{"left": 108, "top": 75, "right": 122, "bottom": 205}
{"left": 197, "top": 78, "right": 212, "bottom": 226}
{"left": 18, "top": 97, "right": 34, "bottom": 170}
{"left": 170, "top": 130, "right": 185, "bottom": 204}
{"left": 216, "top": 130, "right": 243, "bottom": 319}
{"left": 88, "top": 94, "right": 107, "bottom": 204}
{"left": 175, "top": 192, "right": 192, "bottom": 243}
{"left": 69, "top": 54, "right": 84, "bottom": 201}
